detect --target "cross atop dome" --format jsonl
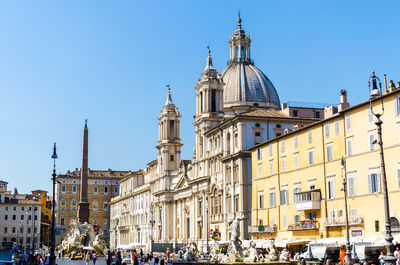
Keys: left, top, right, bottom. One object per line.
{"left": 165, "top": 84, "right": 174, "bottom": 106}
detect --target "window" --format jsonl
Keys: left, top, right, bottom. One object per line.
{"left": 269, "top": 191, "right": 276, "bottom": 207}
{"left": 254, "top": 132, "right": 261, "bottom": 145}
{"left": 351, "top": 208, "right": 358, "bottom": 222}
{"left": 257, "top": 148, "right": 262, "bottom": 160}
{"left": 60, "top": 199, "right": 66, "bottom": 210}
{"left": 34, "top": 215, "right": 37, "bottom": 220}
{"left": 327, "top": 177, "right": 335, "bottom": 199}
{"left": 257, "top": 164, "right": 262, "bottom": 177}
{"left": 93, "top": 186, "right": 98, "bottom": 194}
{"left": 395, "top": 96, "right": 400, "bottom": 115}
{"left": 269, "top": 145, "right": 272, "bottom": 156}
{"left": 368, "top": 172, "right": 381, "bottom": 193}
{"left": 345, "top": 114, "right": 351, "bottom": 131}
{"left": 280, "top": 188, "right": 288, "bottom": 205}
{"left": 282, "top": 214, "right": 287, "bottom": 227}
{"left": 325, "top": 123, "right": 330, "bottom": 138}
{"left": 294, "top": 153, "right": 299, "bottom": 169}
{"left": 104, "top": 186, "right": 108, "bottom": 194}
{"left": 3, "top": 227, "right": 7, "bottom": 233}
{"left": 258, "top": 192, "right": 264, "bottom": 209}
{"left": 281, "top": 157, "right": 286, "bottom": 172}
{"left": 12, "top": 227, "right": 15, "bottom": 233}
{"left": 281, "top": 140, "right": 285, "bottom": 153}
{"left": 398, "top": 169, "right": 400, "bottom": 189}
{"left": 308, "top": 149, "right": 314, "bottom": 165}
{"left": 269, "top": 160, "right": 273, "bottom": 175}
{"left": 315, "top": 111, "right": 320, "bottom": 118}
{"left": 309, "top": 180, "right": 316, "bottom": 190}
{"left": 92, "top": 200, "right": 98, "bottom": 209}
{"left": 334, "top": 119, "right": 340, "bottom": 135}
{"left": 5, "top": 207, "right": 8, "bottom": 211}
{"left": 369, "top": 131, "right": 376, "bottom": 150}
{"left": 103, "top": 201, "right": 109, "bottom": 210}
{"left": 326, "top": 143, "right": 333, "bottom": 161}
{"left": 21, "top": 215, "right": 24, "bottom": 221}
{"left": 294, "top": 134, "right": 298, "bottom": 149}
{"left": 294, "top": 215, "right": 300, "bottom": 224}
{"left": 293, "top": 110, "right": 298, "bottom": 117}
{"left": 21, "top": 207, "right": 24, "bottom": 211}
{"left": 347, "top": 173, "right": 356, "bottom": 196}
{"left": 72, "top": 185, "right": 77, "bottom": 194}
{"left": 114, "top": 186, "right": 119, "bottom": 194}
{"left": 368, "top": 106, "right": 374, "bottom": 124}
{"left": 346, "top": 138, "right": 353, "bottom": 156}
{"left": 293, "top": 184, "right": 301, "bottom": 202}
{"left": 308, "top": 129, "right": 312, "bottom": 144}
{"left": 5, "top": 214, "right": 8, "bottom": 220}
{"left": 170, "top": 154, "right": 174, "bottom": 162}
{"left": 71, "top": 199, "right": 77, "bottom": 210}
{"left": 28, "top": 227, "right": 31, "bottom": 233}
{"left": 12, "top": 215, "right": 16, "bottom": 220}
{"left": 13, "top": 207, "right": 16, "bottom": 211}
{"left": 61, "top": 185, "right": 66, "bottom": 194}
{"left": 28, "top": 215, "right": 31, "bottom": 220}
{"left": 375, "top": 220, "right": 380, "bottom": 232}
{"left": 60, "top": 216, "right": 65, "bottom": 226}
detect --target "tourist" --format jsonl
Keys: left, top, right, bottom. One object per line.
{"left": 166, "top": 248, "right": 171, "bottom": 261}
{"left": 160, "top": 256, "right": 165, "bottom": 265}
{"left": 140, "top": 249, "right": 144, "bottom": 258}
{"left": 379, "top": 251, "right": 385, "bottom": 265}
{"left": 154, "top": 256, "right": 159, "bottom": 265}
{"left": 93, "top": 252, "right": 97, "bottom": 265}
{"left": 395, "top": 247, "right": 400, "bottom": 265}
{"left": 85, "top": 251, "right": 91, "bottom": 265}
{"left": 22, "top": 251, "right": 28, "bottom": 265}
{"left": 106, "top": 250, "right": 112, "bottom": 265}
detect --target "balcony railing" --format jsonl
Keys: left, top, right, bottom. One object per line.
{"left": 248, "top": 225, "right": 277, "bottom": 234}
{"left": 288, "top": 220, "right": 319, "bottom": 231}
{"left": 294, "top": 189, "right": 321, "bottom": 211}
{"left": 324, "top": 217, "right": 364, "bottom": 227}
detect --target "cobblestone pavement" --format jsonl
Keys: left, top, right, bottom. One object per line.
{"left": 56, "top": 257, "right": 107, "bottom": 265}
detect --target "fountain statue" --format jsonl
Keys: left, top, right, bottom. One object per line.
{"left": 59, "top": 218, "right": 107, "bottom": 255}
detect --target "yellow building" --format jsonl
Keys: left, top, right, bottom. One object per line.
{"left": 55, "top": 169, "right": 131, "bottom": 244}
{"left": 31, "top": 190, "right": 52, "bottom": 246}
{"left": 251, "top": 87, "right": 400, "bottom": 244}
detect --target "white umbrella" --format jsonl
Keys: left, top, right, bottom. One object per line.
{"left": 83, "top": 246, "right": 95, "bottom": 251}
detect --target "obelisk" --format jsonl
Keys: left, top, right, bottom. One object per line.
{"left": 78, "top": 119, "right": 90, "bottom": 223}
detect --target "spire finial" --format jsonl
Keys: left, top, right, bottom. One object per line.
{"left": 85, "top": 119, "right": 88, "bottom": 128}
{"left": 207, "top": 44, "right": 211, "bottom": 54}
{"left": 165, "top": 84, "right": 173, "bottom": 105}
{"left": 237, "top": 10, "right": 242, "bottom": 25}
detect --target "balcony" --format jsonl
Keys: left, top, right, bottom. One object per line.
{"left": 294, "top": 189, "right": 321, "bottom": 211}
{"left": 324, "top": 217, "right": 364, "bottom": 227}
{"left": 248, "top": 225, "right": 277, "bottom": 234}
{"left": 288, "top": 220, "right": 319, "bottom": 231}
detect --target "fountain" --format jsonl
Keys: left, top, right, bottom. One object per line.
{"left": 59, "top": 218, "right": 107, "bottom": 255}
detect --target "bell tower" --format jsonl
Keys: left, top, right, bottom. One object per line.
{"left": 156, "top": 86, "right": 182, "bottom": 179}
{"left": 193, "top": 49, "right": 224, "bottom": 160}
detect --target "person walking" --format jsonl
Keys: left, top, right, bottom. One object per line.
{"left": 93, "top": 252, "right": 97, "bottom": 265}
{"left": 395, "top": 247, "right": 400, "bottom": 265}
{"left": 379, "top": 251, "right": 385, "bottom": 265}
{"left": 85, "top": 251, "right": 91, "bottom": 265}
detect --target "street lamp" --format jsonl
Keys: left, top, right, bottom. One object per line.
{"left": 341, "top": 157, "right": 351, "bottom": 264}
{"left": 50, "top": 143, "right": 58, "bottom": 265}
{"left": 368, "top": 71, "right": 395, "bottom": 265}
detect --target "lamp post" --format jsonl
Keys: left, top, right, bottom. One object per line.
{"left": 205, "top": 195, "right": 209, "bottom": 257}
{"left": 368, "top": 71, "right": 395, "bottom": 265}
{"left": 50, "top": 143, "right": 58, "bottom": 265}
{"left": 341, "top": 157, "right": 351, "bottom": 264}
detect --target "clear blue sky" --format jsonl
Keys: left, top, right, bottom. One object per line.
{"left": 0, "top": 1, "right": 399, "bottom": 194}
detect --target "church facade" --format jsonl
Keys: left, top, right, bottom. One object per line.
{"left": 110, "top": 18, "right": 319, "bottom": 251}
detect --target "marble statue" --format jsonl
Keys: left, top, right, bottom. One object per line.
{"left": 279, "top": 248, "right": 290, "bottom": 261}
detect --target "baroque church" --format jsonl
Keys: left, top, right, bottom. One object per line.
{"left": 111, "top": 17, "right": 319, "bottom": 251}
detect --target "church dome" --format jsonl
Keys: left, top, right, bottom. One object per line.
{"left": 220, "top": 18, "right": 280, "bottom": 109}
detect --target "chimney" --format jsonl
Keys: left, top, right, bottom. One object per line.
{"left": 338, "top": 89, "right": 350, "bottom": 112}
{"left": 389, "top": 80, "right": 396, "bottom": 92}
{"left": 384, "top": 74, "right": 389, "bottom": 94}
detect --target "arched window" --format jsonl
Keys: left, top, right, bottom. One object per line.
{"left": 241, "top": 47, "right": 245, "bottom": 61}
{"left": 226, "top": 133, "right": 231, "bottom": 154}
{"left": 391, "top": 217, "right": 400, "bottom": 230}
